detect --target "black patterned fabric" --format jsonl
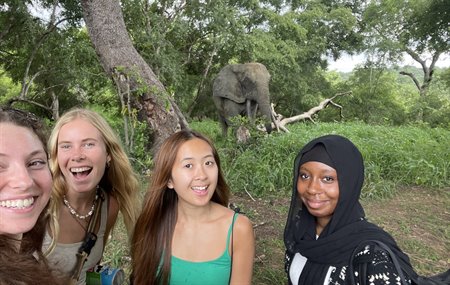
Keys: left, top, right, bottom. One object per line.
{"left": 334, "top": 244, "right": 412, "bottom": 285}
{"left": 283, "top": 135, "right": 418, "bottom": 285}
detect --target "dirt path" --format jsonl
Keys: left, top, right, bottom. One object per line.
{"left": 231, "top": 186, "right": 450, "bottom": 284}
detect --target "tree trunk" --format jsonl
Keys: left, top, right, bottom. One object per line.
{"left": 80, "top": 0, "right": 186, "bottom": 153}
{"left": 400, "top": 49, "right": 441, "bottom": 122}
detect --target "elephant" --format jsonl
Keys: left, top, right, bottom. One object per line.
{"left": 212, "top": 62, "right": 276, "bottom": 137}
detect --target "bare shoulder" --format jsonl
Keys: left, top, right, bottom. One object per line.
{"left": 210, "top": 202, "right": 234, "bottom": 220}
{"left": 233, "top": 213, "right": 254, "bottom": 236}
{"left": 209, "top": 203, "right": 254, "bottom": 238}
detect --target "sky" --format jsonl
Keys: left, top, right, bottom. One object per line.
{"left": 328, "top": 52, "right": 450, "bottom": 72}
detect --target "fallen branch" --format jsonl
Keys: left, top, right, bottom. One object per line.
{"left": 245, "top": 189, "right": 256, "bottom": 201}
{"left": 253, "top": 222, "right": 266, "bottom": 229}
{"left": 254, "top": 254, "right": 266, "bottom": 263}
{"left": 258, "top": 91, "right": 352, "bottom": 132}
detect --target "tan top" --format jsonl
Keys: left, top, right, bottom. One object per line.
{"left": 43, "top": 195, "right": 108, "bottom": 285}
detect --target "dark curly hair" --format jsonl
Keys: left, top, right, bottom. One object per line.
{"left": 0, "top": 106, "right": 64, "bottom": 284}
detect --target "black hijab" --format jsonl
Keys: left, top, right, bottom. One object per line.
{"left": 284, "top": 134, "right": 418, "bottom": 284}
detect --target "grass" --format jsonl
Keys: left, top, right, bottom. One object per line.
{"left": 103, "top": 121, "right": 450, "bottom": 284}
{"left": 362, "top": 187, "right": 449, "bottom": 276}
{"left": 191, "top": 120, "right": 450, "bottom": 196}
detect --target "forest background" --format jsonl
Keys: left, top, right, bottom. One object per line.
{"left": 1, "top": 0, "right": 449, "bottom": 284}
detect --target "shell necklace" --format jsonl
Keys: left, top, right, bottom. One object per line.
{"left": 63, "top": 187, "right": 99, "bottom": 220}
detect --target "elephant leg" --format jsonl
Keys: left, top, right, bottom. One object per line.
{"left": 213, "top": 96, "right": 229, "bottom": 137}
{"left": 218, "top": 114, "right": 230, "bottom": 137}
{"left": 213, "top": 94, "right": 248, "bottom": 137}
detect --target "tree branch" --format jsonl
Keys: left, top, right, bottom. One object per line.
{"left": 7, "top": 97, "right": 53, "bottom": 115}
{"left": 404, "top": 47, "right": 426, "bottom": 68}
{"left": 399, "top": 71, "right": 421, "bottom": 91}
{"left": 429, "top": 51, "right": 441, "bottom": 76}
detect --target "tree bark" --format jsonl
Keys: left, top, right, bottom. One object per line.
{"left": 80, "top": 0, "right": 186, "bottom": 153}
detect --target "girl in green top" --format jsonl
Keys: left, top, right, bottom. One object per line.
{"left": 131, "top": 130, "right": 255, "bottom": 285}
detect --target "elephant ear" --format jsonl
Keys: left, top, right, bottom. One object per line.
{"left": 213, "top": 66, "right": 246, "bottom": 103}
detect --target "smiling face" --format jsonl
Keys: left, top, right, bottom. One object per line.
{"left": 56, "top": 118, "right": 110, "bottom": 194}
{"left": 0, "top": 123, "right": 52, "bottom": 237}
{"left": 297, "top": 161, "right": 339, "bottom": 227}
{"left": 167, "top": 138, "right": 218, "bottom": 208}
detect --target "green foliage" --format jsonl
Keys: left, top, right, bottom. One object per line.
{"left": 419, "top": 69, "right": 450, "bottom": 128}
{"left": 122, "top": 0, "right": 252, "bottom": 117}
{"left": 87, "top": 104, "right": 153, "bottom": 174}
{"left": 0, "top": 2, "right": 108, "bottom": 112}
{"left": 361, "top": 0, "right": 449, "bottom": 66}
{"left": 440, "top": 67, "right": 450, "bottom": 89}
{"left": 0, "top": 71, "right": 20, "bottom": 103}
{"left": 321, "top": 66, "right": 450, "bottom": 128}
{"left": 190, "top": 119, "right": 223, "bottom": 141}
{"left": 191, "top": 120, "right": 449, "bottom": 198}
{"left": 127, "top": 121, "right": 154, "bottom": 173}
{"left": 338, "top": 67, "right": 409, "bottom": 125}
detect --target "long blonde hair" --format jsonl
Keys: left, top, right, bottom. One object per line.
{"left": 46, "top": 108, "right": 141, "bottom": 254}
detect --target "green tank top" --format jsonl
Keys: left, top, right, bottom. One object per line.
{"left": 169, "top": 212, "right": 238, "bottom": 285}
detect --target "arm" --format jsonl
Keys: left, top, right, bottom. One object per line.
{"left": 355, "top": 246, "right": 412, "bottom": 285}
{"left": 229, "top": 214, "right": 255, "bottom": 285}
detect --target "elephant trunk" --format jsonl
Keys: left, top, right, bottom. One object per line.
{"left": 257, "top": 100, "right": 274, "bottom": 134}
{"left": 247, "top": 82, "right": 273, "bottom": 134}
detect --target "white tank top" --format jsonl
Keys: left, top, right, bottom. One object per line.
{"left": 43, "top": 193, "right": 108, "bottom": 285}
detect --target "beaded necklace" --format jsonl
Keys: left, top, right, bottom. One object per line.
{"left": 63, "top": 187, "right": 99, "bottom": 220}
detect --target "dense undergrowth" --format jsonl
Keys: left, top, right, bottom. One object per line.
{"left": 190, "top": 120, "right": 450, "bottom": 199}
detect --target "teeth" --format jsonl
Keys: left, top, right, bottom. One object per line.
{"left": 0, "top": 197, "right": 34, "bottom": 209}
{"left": 70, "top": 167, "right": 91, "bottom": 173}
{"left": 192, "top": 186, "right": 207, "bottom": 191}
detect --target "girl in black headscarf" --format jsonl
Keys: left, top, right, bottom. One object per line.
{"left": 284, "top": 134, "right": 418, "bottom": 285}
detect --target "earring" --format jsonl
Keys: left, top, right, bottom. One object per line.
{"left": 106, "top": 160, "right": 111, "bottom": 168}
